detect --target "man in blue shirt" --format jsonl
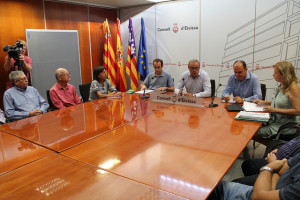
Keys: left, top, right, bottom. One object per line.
{"left": 140, "top": 58, "right": 174, "bottom": 92}
{"left": 222, "top": 60, "right": 262, "bottom": 103}
{"left": 3, "top": 71, "right": 49, "bottom": 120}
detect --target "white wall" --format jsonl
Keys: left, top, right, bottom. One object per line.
{"left": 120, "top": 0, "right": 300, "bottom": 100}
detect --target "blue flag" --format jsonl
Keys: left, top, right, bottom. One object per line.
{"left": 137, "top": 18, "right": 149, "bottom": 81}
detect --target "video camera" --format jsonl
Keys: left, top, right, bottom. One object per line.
{"left": 3, "top": 41, "right": 24, "bottom": 67}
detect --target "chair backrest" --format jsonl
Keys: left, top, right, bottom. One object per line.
{"left": 210, "top": 79, "right": 216, "bottom": 97}
{"left": 46, "top": 90, "right": 57, "bottom": 110}
{"left": 79, "top": 82, "right": 91, "bottom": 102}
{"left": 261, "top": 84, "right": 266, "bottom": 100}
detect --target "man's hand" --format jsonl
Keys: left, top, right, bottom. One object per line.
{"left": 265, "top": 149, "right": 278, "bottom": 163}
{"left": 233, "top": 96, "right": 243, "bottom": 104}
{"left": 184, "top": 93, "right": 194, "bottom": 97}
{"left": 140, "top": 85, "right": 147, "bottom": 91}
{"left": 29, "top": 110, "right": 43, "bottom": 117}
{"left": 224, "top": 95, "right": 230, "bottom": 103}
{"left": 266, "top": 158, "right": 287, "bottom": 173}
{"left": 157, "top": 87, "right": 167, "bottom": 91}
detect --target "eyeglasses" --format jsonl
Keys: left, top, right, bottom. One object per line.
{"left": 17, "top": 77, "right": 28, "bottom": 81}
{"left": 190, "top": 67, "right": 200, "bottom": 70}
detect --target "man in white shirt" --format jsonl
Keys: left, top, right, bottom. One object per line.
{"left": 175, "top": 59, "right": 211, "bottom": 97}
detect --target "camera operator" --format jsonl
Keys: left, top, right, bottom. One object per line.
{"left": 3, "top": 40, "right": 32, "bottom": 90}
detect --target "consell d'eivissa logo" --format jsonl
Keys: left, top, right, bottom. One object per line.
{"left": 157, "top": 23, "right": 198, "bottom": 33}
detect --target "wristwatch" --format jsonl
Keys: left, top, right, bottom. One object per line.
{"left": 260, "top": 166, "right": 273, "bottom": 173}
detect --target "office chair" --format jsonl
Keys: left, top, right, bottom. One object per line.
{"left": 261, "top": 84, "right": 266, "bottom": 100}
{"left": 210, "top": 79, "right": 216, "bottom": 97}
{"left": 79, "top": 82, "right": 91, "bottom": 102}
{"left": 253, "top": 84, "right": 267, "bottom": 148}
{"left": 46, "top": 90, "right": 58, "bottom": 111}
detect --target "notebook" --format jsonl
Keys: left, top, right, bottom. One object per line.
{"left": 226, "top": 104, "right": 244, "bottom": 112}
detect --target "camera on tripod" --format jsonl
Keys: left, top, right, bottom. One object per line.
{"left": 3, "top": 41, "right": 24, "bottom": 67}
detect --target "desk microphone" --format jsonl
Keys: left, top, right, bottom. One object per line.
{"left": 209, "top": 83, "right": 222, "bottom": 108}
{"left": 141, "top": 89, "right": 149, "bottom": 100}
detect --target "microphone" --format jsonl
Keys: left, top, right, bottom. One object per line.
{"left": 209, "top": 83, "right": 222, "bottom": 108}
{"left": 141, "top": 88, "right": 149, "bottom": 100}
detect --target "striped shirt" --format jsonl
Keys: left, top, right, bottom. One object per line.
{"left": 276, "top": 135, "right": 300, "bottom": 160}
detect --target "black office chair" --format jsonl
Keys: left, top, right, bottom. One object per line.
{"left": 261, "top": 84, "right": 266, "bottom": 100}
{"left": 79, "top": 82, "right": 91, "bottom": 102}
{"left": 46, "top": 90, "right": 58, "bottom": 111}
{"left": 210, "top": 79, "right": 216, "bottom": 97}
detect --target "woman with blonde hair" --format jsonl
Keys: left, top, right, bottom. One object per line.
{"left": 3, "top": 40, "right": 32, "bottom": 89}
{"left": 253, "top": 61, "right": 300, "bottom": 144}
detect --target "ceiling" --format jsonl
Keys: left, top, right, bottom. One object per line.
{"left": 54, "top": 0, "right": 174, "bottom": 9}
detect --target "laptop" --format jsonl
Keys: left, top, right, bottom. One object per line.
{"left": 226, "top": 104, "right": 244, "bottom": 112}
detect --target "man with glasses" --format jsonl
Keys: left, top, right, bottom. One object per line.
{"left": 3, "top": 71, "right": 49, "bottom": 120}
{"left": 49, "top": 68, "right": 82, "bottom": 109}
{"left": 175, "top": 59, "right": 211, "bottom": 97}
{"left": 222, "top": 60, "right": 262, "bottom": 103}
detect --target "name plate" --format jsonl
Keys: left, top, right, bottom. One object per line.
{"left": 150, "top": 92, "right": 204, "bottom": 107}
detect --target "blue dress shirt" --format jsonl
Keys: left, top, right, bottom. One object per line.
{"left": 222, "top": 71, "right": 262, "bottom": 102}
{"left": 3, "top": 86, "right": 49, "bottom": 120}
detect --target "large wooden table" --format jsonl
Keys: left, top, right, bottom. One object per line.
{"left": 0, "top": 93, "right": 261, "bottom": 199}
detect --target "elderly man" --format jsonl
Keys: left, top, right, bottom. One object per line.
{"left": 175, "top": 59, "right": 211, "bottom": 97}
{"left": 50, "top": 68, "right": 82, "bottom": 109}
{"left": 140, "top": 58, "right": 174, "bottom": 91}
{"left": 222, "top": 60, "right": 262, "bottom": 103}
{"left": 3, "top": 71, "right": 49, "bottom": 120}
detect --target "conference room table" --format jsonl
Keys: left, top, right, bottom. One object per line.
{"left": 0, "top": 93, "right": 262, "bottom": 199}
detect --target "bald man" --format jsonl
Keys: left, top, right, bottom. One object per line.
{"left": 49, "top": 68, "right": 82, "bottom": 109}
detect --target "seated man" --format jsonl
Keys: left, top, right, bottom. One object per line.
{"left": 234, "top": 135, "right": 300, "bottom": 186}
{"left": 140, "top": 58, "right": 174, "bottom": 92}
{"left": 208, "top": 152, "right": 300, "bottom": 200}
{"left": 50, "top": 68, "right": 82, "bottom": 109}
{"left": 175, "top": 59, "right": 211, "bottom": 97}
{"left": 3, "top": 71, "right": 49, "bottom": 120}
{"left": 222, "top": 60, "right": 262, "bottom": 103}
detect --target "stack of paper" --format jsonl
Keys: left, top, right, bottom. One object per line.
{"left": 243, "top": 101, "right": 264, "bottom": 112}
{"left": 135, "top": 90, "right": 154, "bottom": 94}
{"left": 235, "top": 111, "right": 270, "bottom": 122}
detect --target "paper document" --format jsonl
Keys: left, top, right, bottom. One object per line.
{"left": 135, "top": 90, "right": 154, "bottom": 94}
{"left": 243, "top": 101, "right": 264, "bottom": 112}
{"left": 235, "top": 111, "right": 270, "bottom": 122}
{"left": 221, "top": 99, "right": 236, "bottom": 103}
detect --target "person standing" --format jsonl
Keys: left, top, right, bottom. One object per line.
{"left": 3, "top": 40, "right": 32, "bottom": 90}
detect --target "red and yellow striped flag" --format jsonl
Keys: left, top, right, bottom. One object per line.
{"left": 116, "top": 19, "right": 127, "bottom": 92}
{"left": 126, "top": 18, "right": 139, "bottom": 90}
{"left": 103, "top": 19, "right": 117, "bottom": 87}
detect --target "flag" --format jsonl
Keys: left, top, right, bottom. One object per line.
{"left": 126, "top": 18, "right": 139, "bottom": 90}
{"left": 137, "top": 18, "right": 149, "bottom": 81}
{"left": 116, "top": 19, "right": 127, "bottom": 92}
{"left": 103, "top": 19, "right": 117, "bottom": 87}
